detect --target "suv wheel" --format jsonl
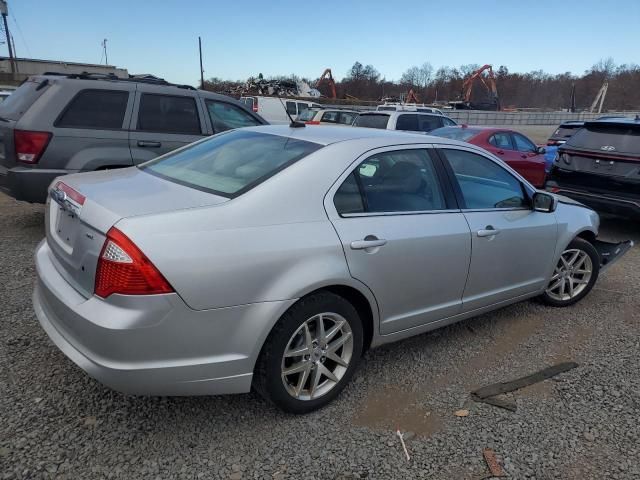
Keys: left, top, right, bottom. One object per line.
{"left": 254, "top": 292, "right": 363, "bottom": 413}
{"left": 540, "top": 238, "right": 599, "bottom": 307}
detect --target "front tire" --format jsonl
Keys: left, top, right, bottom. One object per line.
{"left": 540, "top": 237, "right": 599, "bottom": 307}
{"left": 254, "top": 292, "right": 363, "bottom": 413}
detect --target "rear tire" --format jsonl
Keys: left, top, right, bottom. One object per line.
{"left": 254, "top": 291, "right": 363, "bottom": 414}
{"left": 540, "top": 237, "right": 599, "bottom": 307}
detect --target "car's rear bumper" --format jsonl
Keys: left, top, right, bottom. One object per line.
{"left": 0, "top": 165, "right": 70, "bottom": 203}
{"left": 33, "top": 239, "right": 295, "bottom": 396}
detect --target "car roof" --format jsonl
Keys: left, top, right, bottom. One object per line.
{"left": 360, "top": 111, "right": 444, "bottom": 118}
{"left": 241, "top": 124, "right": 469, "bottom": 147}
{"left": 585, "top": 117, "right": 640, "bottom": 127}
{"left": 433, "top": 125, "right": 509, "bottom": 133}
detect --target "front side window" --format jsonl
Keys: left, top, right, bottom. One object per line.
{"left": 489, "top": 132, "right": 513, "bottom": 149}
{"left": 440, "top": 149, "right": 527, "bottom": 210}
{"left": 334, "top": 149, "right": 447, "bottom": 214}
{"left": 57, "top": 89, "right": 128, "bottom": 129}
{"left": 142, "top": 130, "right": 321, "bottom": 197}
{"left": 395, "top": 114, "right": 419, "bottom": 131}
{"left": 137, "top": 94, "right": 201, "bottom": 134}
{"left": 512, "top": 133, "right": 537, "bottom": 152}
{"left": 205, "top": 100, "right": 261, "bottom": 133}
{"left": 297, "top": 103, "right": 309, "bottom": 114}
{"left": 442, "top": 117, "right": 457, "bottom": 126}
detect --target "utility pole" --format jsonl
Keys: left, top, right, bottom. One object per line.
{"left": 102, "top": 38, "right": 108, "bottom": 65}
{"left": 0, "top": 0, "right": 15, "bottom": 74}
{"left": 198, "top": 36, "right": 204, "bottom": 89}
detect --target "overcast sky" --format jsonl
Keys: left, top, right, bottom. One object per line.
{"left": 6, "top": 0, "right": 640, "bottom": 86}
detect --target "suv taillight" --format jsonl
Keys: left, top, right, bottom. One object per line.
{"left": 14, "top": 130, "right": 52, "bottom": 164}
{"left": 95, "top": 227, "right": 174, "bottom": 298}
{"left": 252, "top": 98, "right": 258, "bottom": 113}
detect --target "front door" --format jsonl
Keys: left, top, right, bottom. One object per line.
{"left": 437, "top": 146, "right": 558, "bottom": 312}
{"left": 326, "top": 147, "right": 472, "bottom": 335}
{"left": 128, "top": 85, "right": 207, "bottom": 164}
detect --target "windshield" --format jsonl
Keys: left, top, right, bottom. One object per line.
{"left": 566, "top": 124, "right": 640, "bottom": 155}
{"left": 354, "top": 114, "right": 390, "bottom": 129}
{"left": 430, "top": 126, "right": 481, "bottom": 141}
{"left": 141, "top": 130, "right": 322, "bottom": 197}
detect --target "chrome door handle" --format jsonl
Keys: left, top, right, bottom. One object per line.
{"left": 477, "top": 226, "right": 501, "bottom": 237}
{"left": 350, "top": 238, "right": 387, "bottom": 250}
{"left": 138, "top": 140, "right": 161, "bottom": 148}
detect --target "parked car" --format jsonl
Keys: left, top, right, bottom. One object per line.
{"left": 430, "top": 125, "right": 547, "bottom": 187}
{"left": 33, "top": 125, "right": 631, "bottom": 413}
{"left": 546, "top": 117, "right": 640, "bottom": 219}
{"left": 240, "top": 96, "right": 321, "bottom": 124}
{"left": 297, "top": 108, "right": 359, "bottom": 125}
{"left": 547, "top": 121, "right": 584, "bottom": 146}
{"left": 0, "top": 74, "right": 266, "bottom": 203}
{"left": 376, "top": 103, "right": 445, "bottom": 115}
{"left": 354, "top": 111, "right": 456, "bottom": 134}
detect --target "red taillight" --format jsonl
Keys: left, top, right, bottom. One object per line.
{"left": 14, "top": 130, "right": 52, "bottom": 164}
{"left": 95, "top": 227, "right": 173, "bottom": 298}
{"left": 252, "top": 98, "right": 258, "bottom": 112}
{"left": 305, "top": 121, "right": 320, "bottom": 125}
{"left": 53, "top": 181, "right": 86, "bottom": 205}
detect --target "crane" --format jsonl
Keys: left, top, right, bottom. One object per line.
{"left": 461, "top": 64, "right": 500, "bottom": 110}
{"left": 316, "top": 68, "right": 337, "bottom": 99}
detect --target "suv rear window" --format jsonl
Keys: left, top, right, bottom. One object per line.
{"left": 137, "top": 94, "right": 201, "bottom": 134}
{"left": 141, "top": 130, "right": 321, "bottom": 197}
{"left": 354, "top": 114, "right": 390, "bottom": 129}
{"left": 56, "top": 89, "right": 129, "bottom": 129}
{"left": 566, "top": 124, "right": 640, "bottom": 155}
{"left": 0, "top": 77, "right": 49, "bottom": 121}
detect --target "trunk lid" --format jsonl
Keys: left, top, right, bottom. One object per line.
{"left": 45, "top": 167, "right": 228, "bottom": 298}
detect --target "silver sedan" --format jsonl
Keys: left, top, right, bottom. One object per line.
{"left": 33, "top": 125, "right": 632, "bottom": 413}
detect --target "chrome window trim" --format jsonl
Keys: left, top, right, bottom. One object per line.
{"left": 340, "top": 208, "right": 461, "bottom": 218}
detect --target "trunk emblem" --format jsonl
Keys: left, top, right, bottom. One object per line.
{"left": 600, "top": 145, "right": 616, "bottom": 151}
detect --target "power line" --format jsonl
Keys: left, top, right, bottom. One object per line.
{"left": 10, "top": 12, "right": 31, "bottom": 57}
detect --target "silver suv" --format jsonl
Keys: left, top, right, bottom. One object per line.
{"left": 0, "top": 73, "right": 266, "bottom": 203}
{"left": 355, "top": 111, "right": 456, "bottom": 133}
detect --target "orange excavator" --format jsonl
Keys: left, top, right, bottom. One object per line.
{"left": 461, "top": 64, "right": 500, "bottom": 110}
{"left": 405, "top": 88, "right": 420, "bottom": 103}
{"left": 316, "top": 68, "right": 337, "bottom": 99}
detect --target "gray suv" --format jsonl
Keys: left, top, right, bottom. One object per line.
{"left": 0, "top": 74, "right": 266, "bottom": 203}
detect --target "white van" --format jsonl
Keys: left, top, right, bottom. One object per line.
{"left": 240, "top": 96, "right": 322, "bottom": 124}
{"left": 376, "top": 103, "right": 444, "bottom": 115}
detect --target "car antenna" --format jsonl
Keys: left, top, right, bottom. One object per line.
{"left": 275, "top": 90, "right": 305, "bottom": 128}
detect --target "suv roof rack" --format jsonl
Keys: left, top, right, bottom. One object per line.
{"left": 40, "top": 71, "right": 197, "bottom": 90}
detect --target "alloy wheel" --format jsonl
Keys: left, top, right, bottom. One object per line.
{"left": 545, "top": 248, "right": 593, "bottom": 302}
{"left": 281, "top": 312, "right": 353, "bottom": 401}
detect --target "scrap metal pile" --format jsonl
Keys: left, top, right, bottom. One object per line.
{"left": 228, "top": 76, "right": 321, "bottom": 98}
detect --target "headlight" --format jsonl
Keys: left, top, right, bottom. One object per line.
{"left": 562, "top": 153, "right": 571, "bottom": 165}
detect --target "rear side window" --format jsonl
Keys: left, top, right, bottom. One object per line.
{"left": 56, "top": 89, "right": 129, "bottom": 129}
{"left": 417, "top": 115, "right": 443, "bottom": 132}
{"left": 286, "top": 101, "right": 297, "bottom": 115}
{"left": 297, "top": 109, "right": 318, "bottom": 121}
{"left": 321, "top": 111, "right": 339, "bottom": 123}
{"left": 334, "top": 149, "right": 447, "bottom": 214}
{"left": 489, "top": 132, "right": 513, "bottom": 149}
{"left": 137, "top": 94, "right": 201, "bottom": 134}
{"left": 141, "top": 130, "right": 321, "bottom": 197}
{"left": 355, "top": 114, "right": 390, "bottom": 129}
{"left": 338, "top": 112, "right": 358, "bottom": 125}
{"left": 205, "top": 100, "right": 261, "bottom": 133}
{"left": 441, "top": 149, "right": 527, "bottom": 209}
{"left": 396, "top": 114, "right": 419, "bottom": 131}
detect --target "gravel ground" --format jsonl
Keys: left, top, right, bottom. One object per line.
{"left": 1, "top": 192, "right": 639, "bottom": 480}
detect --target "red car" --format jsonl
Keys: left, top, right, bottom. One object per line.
{"left": 430, "top": 126, "right": 547, "bottom": 187}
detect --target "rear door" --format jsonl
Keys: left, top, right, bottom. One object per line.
{"left": 511, "top": 132, "right": 546, "bottom": 186}
{"left": 437, "top": 146, "right": 557, "bottom": 311}
{"left": 326, "top": 146, "right": 471, "bottom": 334}
{"left": 129, "top": 85, "right": 207, "bottom": 164}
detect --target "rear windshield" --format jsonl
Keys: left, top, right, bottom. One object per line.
{"left": 377, "top": 106, "right": 397, "bottom": 111}
{"left": 0, "top": 77, "right": 49, "bottom": 120}
{"left": 430, "top": 126, "right": 481, "bottom": 141}
{"left": 354, "top": 114, "right": 390, "bottom": 129}
{"left": 552, "top": 126, "right": 582, "bottom": 138}
{"left": 141, "top": 130, "right": 322, "bottom": 197}
{"left": 297, "top": 109, "right": 319, "bottom": 121}
{"left": 566, "top": 124, "right": 640, "bottom": 155}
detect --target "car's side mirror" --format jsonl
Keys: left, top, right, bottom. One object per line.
{"left": 537, "top": 146, "right": 546, "bottom": 155}
{"left": 533, "top": 192, "right": 557, "bottom": 213}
